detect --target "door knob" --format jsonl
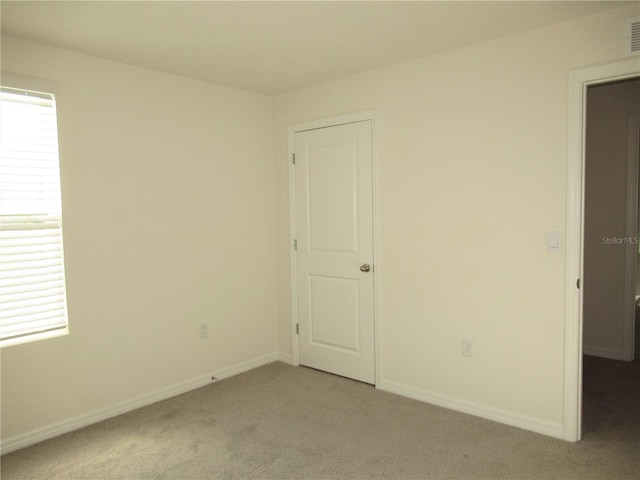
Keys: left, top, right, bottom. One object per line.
{"left": 360, "top": 264, "right": 371, "bottom": 273}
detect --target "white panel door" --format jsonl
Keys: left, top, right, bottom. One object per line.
{"left": 294, "top": 120, "right": 375, "bottom": 384}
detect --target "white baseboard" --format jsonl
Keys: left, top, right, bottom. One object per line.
{"left": 583, "top": 345, "right": 629, "bottom": 361}
{"left": 1, "top": 352, "right": 281, "bottom": 455}
{"left": 3, "top": 355, "right": 564, "bottom": 455}
{"left": 277, "top": 352, "right": 294, "bottom": 365}
{"left": 378, "top": 378, "right": 564, "bottom": 440}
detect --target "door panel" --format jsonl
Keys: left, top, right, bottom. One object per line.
{"left": 295, "top": 120, "right": 374, "bottom": 384}
{"left": 309, "top": 274, "right": 360, "bottom": 352}
{"left": 308, "top": 142, "right": 358, "bottom": 252}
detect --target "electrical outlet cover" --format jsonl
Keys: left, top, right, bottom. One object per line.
{"left": 462, "top": 338, "right": 473, "bottom": 357}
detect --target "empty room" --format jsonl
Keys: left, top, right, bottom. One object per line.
{"left": 1, "top": 1, "right": 639, "bottom": 478}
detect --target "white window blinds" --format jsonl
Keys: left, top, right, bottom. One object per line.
{"left": 0, "top": 85, "right": 69, "bottom": 345}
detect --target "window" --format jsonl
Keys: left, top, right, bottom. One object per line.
{"left": 0, "top": 77, "right": 69, "bottom": 346}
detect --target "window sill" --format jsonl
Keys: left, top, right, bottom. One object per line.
{"left": 1, "top": 327, "right": 69, "bottom": 348}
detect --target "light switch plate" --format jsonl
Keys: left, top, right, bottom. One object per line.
{"left": 547, "top": 231, "right": 562, "bottom": 253}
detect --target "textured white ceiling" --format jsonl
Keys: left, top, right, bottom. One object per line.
{"left": 1, "top": 1, "right": 635, "bottom": 95}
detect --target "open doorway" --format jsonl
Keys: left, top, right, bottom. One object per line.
{"left": 581, "top": 77, "right": 640, "bottom": 439}
{"left": 583, "top": 78, "right": 640, "bottom": 362}
{"left": 565, "top": 58, "right": 640, "bottom": 442}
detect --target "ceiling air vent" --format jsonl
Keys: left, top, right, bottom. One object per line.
{"left": 626, "top": 16, "right": 640, "bottom": 56}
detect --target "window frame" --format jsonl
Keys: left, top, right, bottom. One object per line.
{"left": 1, "top": 72, "right": 69, "bottom": 348}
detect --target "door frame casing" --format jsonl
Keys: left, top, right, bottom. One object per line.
{"left": 565, "top": 58, "right": 640, "bottom": 442}
{"left": 288, "top": 110, "right": 379, "bottom": 386}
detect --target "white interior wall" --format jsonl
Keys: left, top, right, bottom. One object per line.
{"left": 0, "top": 36, "right": 278, "bottom": 445}
{"left": 274, "top": 4, "right": 639, "bottom": 438}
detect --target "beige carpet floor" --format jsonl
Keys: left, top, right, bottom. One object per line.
{"left": 1, "top": 358, "right": 638, "bottom": 479}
